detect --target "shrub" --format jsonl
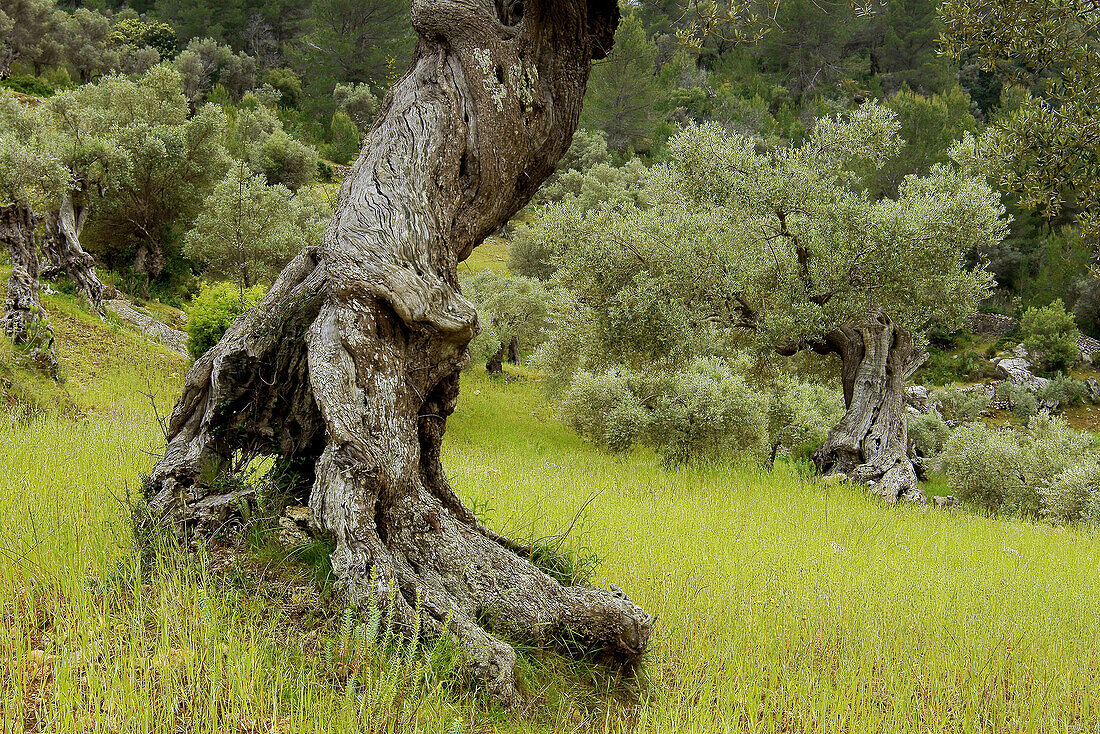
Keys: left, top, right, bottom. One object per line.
{"left": 765, "top": 376, "right": 844, "bottom": 456}
{"left": 0, "top": 75, "right": 54, "bottom": 97}
{"left": 1040, "top": 461, "right": 1100, "bottom": 525}
{"left": 509, "top": 221, "right": 559, "bottom": 280}
{"left": 333, "top": 82, "right": 378, "bottom": 130}
{"left": 909, "top": 410, "right": 951, "bottom": 459}
{"left": 929, "top": 386, "right": 990, "bottom": 424}
{"left": 185, "top": 282, "right": 265, "bottom": 359}
{"left": 1019, "top": 299, "right": 1081, "bottom": 371}
{"left": 329, "top": 111, "right": 361, "bottom": 164}
{"left": 646, "top": 359, "right": 770, "bottom": 466}
{"left": 561, "top": 369, "right": 648, "bottom": 454}
{"left": 939, "top": 415, "right": 1093, "bottom": 516}
{"left": 916, "top": 347, "right": 995, "bottom": 385}
{"left": 254, "top": 130, "right": 317, "bottom": 191}
{"left": 263, "top": 68, "right": 302, "bottom": 108}
{"left": 561, "top": 359, "right": 770, "bottom": 466}
{"left": 994, "top": 381, "right": 1038, "bottom": 421}
{"left": 1039, "top": 374, "right": 1092, "bottom": 408}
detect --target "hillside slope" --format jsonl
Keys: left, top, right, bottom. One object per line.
{"left": 2, "top": 296, "right": 1100, "bottom": 732}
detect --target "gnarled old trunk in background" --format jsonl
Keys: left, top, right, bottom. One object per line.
{"left": 144, "top": 0, "right": 650, "bottom": 702}
{"left": 1, "top": 203, "right": 57, "bottom": 375}
{"left": 41, "top": 193, "right": 106, "bottom": 309}
{"left": 813, "top": 311, "right": 926, "bottom": 503}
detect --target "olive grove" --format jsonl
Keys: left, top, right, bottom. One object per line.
{"left": 527, "top": 104, "right": 1006, "bottom": 502}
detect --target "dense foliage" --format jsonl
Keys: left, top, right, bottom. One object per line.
{"left": 184, "top": 280, "right": 265, "bottom": 358}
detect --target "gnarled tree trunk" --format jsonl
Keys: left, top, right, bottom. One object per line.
{"left": 145, "top": 0, "right": 650, "bottom": 702}
{"left": 41, "top": 193, "right": 106, "bottom": 309}
{"left": 813, "top": 311, "right": 926, "bottom": 503}
{"left": 1, "top": 203, "right": 57, "bottom": 375}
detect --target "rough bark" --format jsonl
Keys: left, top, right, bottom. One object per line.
{"left": 506, "top": 333, "right": 521, "bottom": 363}
{"left": 145, "top": 0, "right": 648, "bottom": 703}
{"left": 487, "top": 342, "right": 506, "bottom": 374}
{"left": 1, "top": 203, "right": 57, "bottom": 375}
{"left": 813, "top": 311, "right": 926, "bottom": 504}
{"left": 41, "top": 193, "right": 106, "bottom": 309}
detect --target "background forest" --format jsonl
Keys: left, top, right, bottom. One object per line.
{"left": 1, "top": 0, "right": 1096, "bottom": 325}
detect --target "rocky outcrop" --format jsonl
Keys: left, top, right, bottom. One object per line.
{"left": 992, "top": 349, "right": 1050, "bottom": 393}
{"left": 104, "top": 299, "right": 188, "bottom": 356}
{"left": 1078, "top": 335, "right": 1100, "bottom": 365}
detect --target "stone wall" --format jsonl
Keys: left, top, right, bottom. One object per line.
{"left": 967, "top": 312, "right": 1018, "bottom": 338}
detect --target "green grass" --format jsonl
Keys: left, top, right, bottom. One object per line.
{"left": 3, "top": 296, "right": 1100, "bottom": 732}
{"left": 460, "top": 237, "right": 510, "bottom": 274}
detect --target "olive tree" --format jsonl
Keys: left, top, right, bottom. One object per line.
{"left": 184, "top": 164, "right": 330, "bottom": 299}
{"left": 940, "top": 0, "right": 1100, "bottom": 261}
{"left": 0, "top": 92, "right": 69, "bottom": 373}
{"left": 535, "top": 105, "right": 1004, "bottom": 502}
{"left": 80, "top": 67, "right": 229, "bottom": 282}
{"left": 461, "top": 269, "right": 555, "bottom": 373}
{"left": 143, "top": 0, "right": 650, "bottom": 702}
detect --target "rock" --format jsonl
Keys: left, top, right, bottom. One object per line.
{"left": 1078, "top": 334, "right": 1100, "bottom": 364}
{"left": 277, "top": 517, "right": 311, "bottom": 546}
{"left": 905, "top": 385, "right": 930, "bottom": 412}
{"left": 933, "top": 495, "right": 956, "bottom": 508}
{"left": 900, "top": 486, "right": 925, "bottom": 504}
{"left": 1088, "top": 377, "right": 1100, "bottom": 402}
{"left": 277, "top": 505, "right": 316, "bottom": 545}
{"left": 967, "top": 312, "right": 1018, "bottom": 337}
{"left": 104, "top": 299, "right": 188, "bottom": 356}
{"left": 283, "top": 505, "right": 313, "bottom": 523}
{"left": 992, "top": 355, "right": 1050, "bottom": 393}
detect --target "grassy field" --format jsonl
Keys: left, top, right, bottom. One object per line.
{"left": 3, "top": 294, "right": 1100, "bottom": 732}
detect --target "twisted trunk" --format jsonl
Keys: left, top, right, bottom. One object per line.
{"left": 145, "top": 0, "right": 649, "bottom": 702}
{"left": 813, "top": 312, "right": 926, "bottom": 503}
{"left": 1, "top": 203, "right": 57, "bottom": 375}
{"left": 41, "top": 193, "right": 106, "bottom": 309}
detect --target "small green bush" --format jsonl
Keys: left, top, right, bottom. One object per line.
{"left": 1, "top": 75, "right": 54, "bottom": 96}
{"left": 328, "top": 111, "right": 361, "bottom": 165}
{"left": 1020, "top": 299, "right": 1081, "bottom": 371}
{"left": 765, "top": 376, "right": 844, "bottom": 456}
{"left": 994, "top": 381, "right": 1038, "bottom": 421}
{"left": 939, "top": 415, "right": 1093, "bottom": 517}
{"left": 561, "top": 359, "right": 770, "bottom": 466}
{"left": 185, "top": 282, "right": 265, "bottom": 359}
{"left": 929, "top": 386, "right": 990, "bottom": 423}
{"left": 916, "top": 348, "right": 994, "bottom": 385}
{"left": 1039, "top": 374, "right": 1092, "bottom": 408}
{"left": 909, "top": 410, "right": 951, "bottom": 459}
{"left": 1040, "top": 462, "right": 1100, "bottom": 525}
{"left": 255, "top": 131, "right": 317, "bottom": 191}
